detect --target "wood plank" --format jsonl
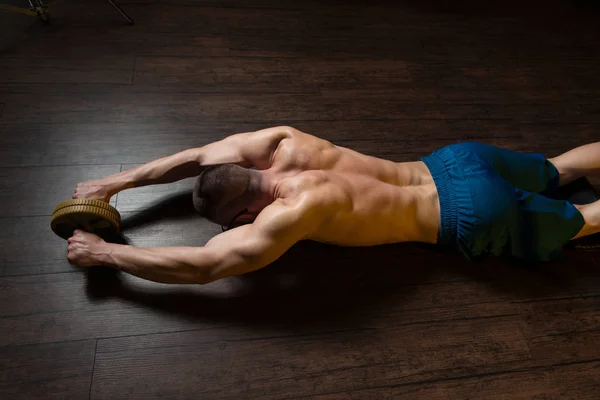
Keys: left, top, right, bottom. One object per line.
{"left": 0, "top": 92, "right": 595, "bottom": 124}
{"left": 439, "top": 251, "right": 600, "bottom": 304}
{"left": 133, "top": 56, "right": 410, "bottom": 92}
{"left": 128, "top": 56, "right": 595, "bottom": 94}
{"left": 305, "top": 361, "right": 600, "bottom": 400}
{"left": 230, "top": 33, "right": 599, "bottom": 62}
{"left": 131, "top": 56, "right": 595, "bottom": 101}
{"left": 0, "top": 69, "right": 582, "bottom": 99}
{"left": 9, "top": 31, "right": 229, "bottom": 59}
{"left": 523, "top": 296, "right": 600, "bottom": 336}
{"left": 0, "top": 122, "right": 223, "bottom": 167}
{"left": 88, "top": 0, "right": 580, "bottom": 15}
{"left": 0, "top": 81, "right": 579, "bottom": 102}
{"left": 0, "top": 56, "right": 134, "bottom": 84}
{"left": 90, "top": 316, "right": 528, "bottom": 400}
{"left": 0, "top": 272, "right": 109, "bottom": 318}
{"left": 0, "top": 216, "right": 71, "bottom": 276}
{"left": 519, "top": 296, "right": 600, "bottom": 365}
{"left": 405, "top": 60, "right": 600, "bottom": 94}
{"left": 0, "top": 165, "right": 120, "bottom": 217}
{"left": 528, "top": 330, "right": 600, "bottom": 368}
{"left": 228, "top": 11, "right": 600, "bottom": 60}
{"left": 0, "top": 340, "right": 96, "bottom": 400}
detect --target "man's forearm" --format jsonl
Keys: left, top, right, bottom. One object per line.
{"left": 99, "top": 243, "right": 219, "bottom": 284}
{"left": 98, "top": 134, "right": 250, "bottom": 197}
{"left": 101, "top": 149, "right": 205, "bottom": 197}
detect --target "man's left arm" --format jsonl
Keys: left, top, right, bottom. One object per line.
{"left": 67, "top": 198, "right": 322, "bottom": 284}
{"left": 72, "top": 126, "right": 294, "bottom": 202}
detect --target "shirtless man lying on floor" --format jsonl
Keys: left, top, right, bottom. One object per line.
{"left": 67, "top": 126, "right": 600, "bottom": 284}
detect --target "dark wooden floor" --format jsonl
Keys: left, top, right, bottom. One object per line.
{"left": 1, "top": 0, "right": 600, "bottom": 398}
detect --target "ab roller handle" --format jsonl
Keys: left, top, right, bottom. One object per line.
{"left": 50, "top": 198, "right": 121, "bottom": 240}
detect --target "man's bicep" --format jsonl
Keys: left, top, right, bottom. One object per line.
{"left": 190, "top": 128, "right": 284, "bottom": 168}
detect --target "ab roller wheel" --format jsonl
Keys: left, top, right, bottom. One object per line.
{"left": 51, "top": 199, "right": 121, "bottom": 240}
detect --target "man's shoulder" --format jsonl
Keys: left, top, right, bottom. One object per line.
{"left": 276, "top": 173, "right": 349, "bottom": 217}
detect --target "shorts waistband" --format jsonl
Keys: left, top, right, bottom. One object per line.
{"left": 421, "top": 150, "right": 457, "bottom": 246}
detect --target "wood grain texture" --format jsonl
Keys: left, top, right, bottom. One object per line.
{"left": 0, "top": 166, "right": 119, "bottom": 217}
{"left": 0, "top": 0, "right": 599, "bottom": 397}
{"left": 305, "top": 361, "right": 600, "bottom": 400}
{"left": 229, "top": 15, "right": 599, "bottom": 60}
{"left": 91, "top": 316, "right": 527, "bottom": 400}
{"left": 2, "top": 92, "right": 596, "bottom": 124}
{"left": 0, "top": 216, "right": 71, "bottom": 276}
{"left": 519, "top": 296, "right": 600, "bottom": 366}
{"left": 0, "top": 56, "right": 135, "bottom": 84}
{"left": 0, "top": 340, "right": 96, "bottom": 400}
{"left": 133, "top": 56, "right": 410, "bottom": 92}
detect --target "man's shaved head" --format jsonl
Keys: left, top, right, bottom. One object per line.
{"left": 193, "top": 164, "right": 261, "bottom": 227}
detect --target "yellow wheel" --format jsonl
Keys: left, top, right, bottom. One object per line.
{"left": 51, "top": 199, "right": 121, "bottom": 240}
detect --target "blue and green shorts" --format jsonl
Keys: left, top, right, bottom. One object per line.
{"left": 421, "top": 142, "right": 585, "bottom": 261}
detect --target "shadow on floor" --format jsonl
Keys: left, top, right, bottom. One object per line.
{"left": 85, "top": 243, "right": 598, "bottom": 333}
{"left": 119, "top": 191, "right": 198, "bottom": 231}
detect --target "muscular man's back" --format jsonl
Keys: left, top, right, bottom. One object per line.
{"left": 265, "top": 130, "right": 441, "bottom": 245}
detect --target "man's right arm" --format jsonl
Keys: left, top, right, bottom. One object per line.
{"left": 67, "top": 195, "right": 323, "bottom": 284}
{"left": 73, "top": 126, "right": 294, "bottom": 201}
